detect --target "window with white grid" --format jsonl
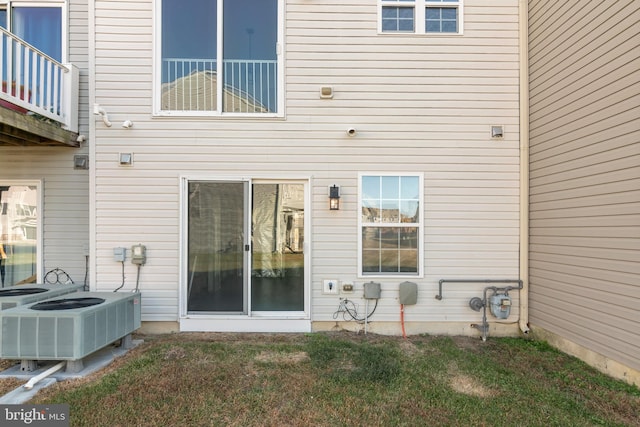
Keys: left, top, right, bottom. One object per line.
{"left": 358, "top": 174, "right": 423, "bottom": 277}
{"left": 379, "top": 0, "right": 462, "bottom": 35}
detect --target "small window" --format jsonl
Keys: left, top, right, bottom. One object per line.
{"left": 359, "top": 174, "right": 423, "bottom": 277}
{"left": 379, "top": 0, "right": 462, "bottom": 35}
{"left": 425, "top": 0, "right": 459, "bottom": 33}
{"left": 381, "top": 0, "right": 415, "bottom": 33}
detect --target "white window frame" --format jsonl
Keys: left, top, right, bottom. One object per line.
{"left": 378, "top": 0, "right": 463, "bottom": 35}
{"left": 357, "top": 172, "right": 424, "bottom": 279}
{"left": 153, "top": 0, "right": 285, "bottom": 118}
{"left": 0, "top": 1, "right": 68, "bottom": 62}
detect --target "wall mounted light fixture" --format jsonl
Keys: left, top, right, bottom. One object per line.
{"left": 329, "top": 185, "right": 340, "bottom": 210}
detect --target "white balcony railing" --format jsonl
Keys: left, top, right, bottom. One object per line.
{"left": 0, "top": 27, "right": 78, "bottom": 132}
{"left": 162, "top": 58, "right": 277, "bottom": 113}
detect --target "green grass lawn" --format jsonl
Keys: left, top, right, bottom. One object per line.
{"left": 26, "top": 332, "right": 640, "bottom": 426}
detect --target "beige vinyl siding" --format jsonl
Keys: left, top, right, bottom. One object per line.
{"left": 0, "top": 0, "right": 90, "bottom": 286}
{"left": 0, "top": 149, "right": 89, "bottom": 284}
{"left": 529, "top": 0, "right": 640, "bottom": 371}
{"left": 51, "top": 0, "right": 90, "bottom": 282}
{"left": 69, "top": 0, "right": 90, "bottom": 139}
{"left": 92, "top": 0, "right": 521, "bottom": 326}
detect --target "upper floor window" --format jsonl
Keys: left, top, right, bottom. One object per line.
{"left": 0, "top": 2, "right": 63, "bottom": 61}
{"left": 1, "top": 2, "right": 65, "bottom": 113}
{"left": 379, "top": 0, "right": 462, "bottom": 35}
{"left": 158, "top": 0, "right": 282, "bottom": 116}
{"left": 359, "top": 174, "right": 423, "bottom": 277}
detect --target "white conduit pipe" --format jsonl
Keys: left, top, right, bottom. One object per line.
{"left": 518, "top": 0, "right": 530, "bottom": 335}
{"left": 24, "top": 361, "right": 66, "bottom": 390}
{"left": 94, "top": 106, "right": 112, "bottom": 127}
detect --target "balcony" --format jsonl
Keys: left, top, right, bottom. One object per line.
{"left": 162, "top": 58, "right": 278, "bottom": 114}
{"left": 0, "top": 27, "right": 79, "bottom": 147}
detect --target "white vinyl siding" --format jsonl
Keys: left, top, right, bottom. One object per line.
{"left": 529, "top": 0, "right": 640, "bottom": 372}
{"left": 93, "top": 0, "right": 520, "bottom": 327}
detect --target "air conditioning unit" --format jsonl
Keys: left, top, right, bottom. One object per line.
{"left": 0, "top": 283, "right": 84, "bottom": 311}
{"left": 0, "top": 292, "right": 141, "bottom": 361}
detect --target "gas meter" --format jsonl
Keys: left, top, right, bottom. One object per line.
{"left": 489, "top": 292, "right": 511, "bottom": 319}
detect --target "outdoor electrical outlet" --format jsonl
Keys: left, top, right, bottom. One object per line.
{"left": 323, "top": 279, "right": 339, "bottom": 294}
{"left": 342, "top": 283, "right": 354, "bottom": 293}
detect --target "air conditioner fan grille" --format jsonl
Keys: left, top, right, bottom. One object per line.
{"left": 31, "top": 297, "right": 105, "bottom": 311}
{"left": 0, "top": 288, "right": 48, "bottom": 297}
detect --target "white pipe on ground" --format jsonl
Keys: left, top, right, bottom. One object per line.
{"left": 24, "top": 361, "right": 66, "bottom": 390}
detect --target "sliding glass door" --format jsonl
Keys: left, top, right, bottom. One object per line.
{"left": 187, "top": 181, "right": 247, "bottom": 313}
{"left": 186, "top": 180, "right": 305, "bottom": 315}
{"left": 251, "top": 183, "right": 304, "bottom": 311}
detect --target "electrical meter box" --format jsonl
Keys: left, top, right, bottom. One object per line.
{"left": 489, "top": 293, "right": 512, "bottom": 319}
{"left": 131, "top": 244, "right": 147, "bottom": 265}
{"left": 398, "top": 281, "right": 418, "bottom": 305}
{"left": 363, "top": 281, "right": 381, "bottom": 299}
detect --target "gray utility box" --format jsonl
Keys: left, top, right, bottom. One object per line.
{"left": 363, "top": 281, "right": 381, "bottom": 299}
{"left": 399, "top": 281, "right": 418, "bottom": 305}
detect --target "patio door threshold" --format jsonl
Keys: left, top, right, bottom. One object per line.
{"left": 180, "top": 317, "right": 311, "bottom": 333}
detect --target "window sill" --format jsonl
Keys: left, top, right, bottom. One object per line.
{"left": 377, "top": 31, "right": 464, "bottom": 36}
{"left": 152, "top": 111, "right": 285, "bottom": 120}
{"left": 358, "top": 274, "right": 424, "bottom": 280}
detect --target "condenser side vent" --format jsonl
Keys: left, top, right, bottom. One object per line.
{"left": 0, "top": 292, "right": 141, "bottom": 361}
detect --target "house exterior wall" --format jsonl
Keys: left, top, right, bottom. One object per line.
{"left": 0, "top": 0, "right": 90, "bottom": 285}
{"left": 91, "top": 0, "right": 523, "bottom": 333}
{"left": 528, "top": 0, "right": 640, "bottom": 376}
{"left": 70, "top": 0, "right": 90, "bottom": 139}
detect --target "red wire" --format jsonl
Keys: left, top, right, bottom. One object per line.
{"left": 401, "top": 304, "right": 406, "bottom": 338}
